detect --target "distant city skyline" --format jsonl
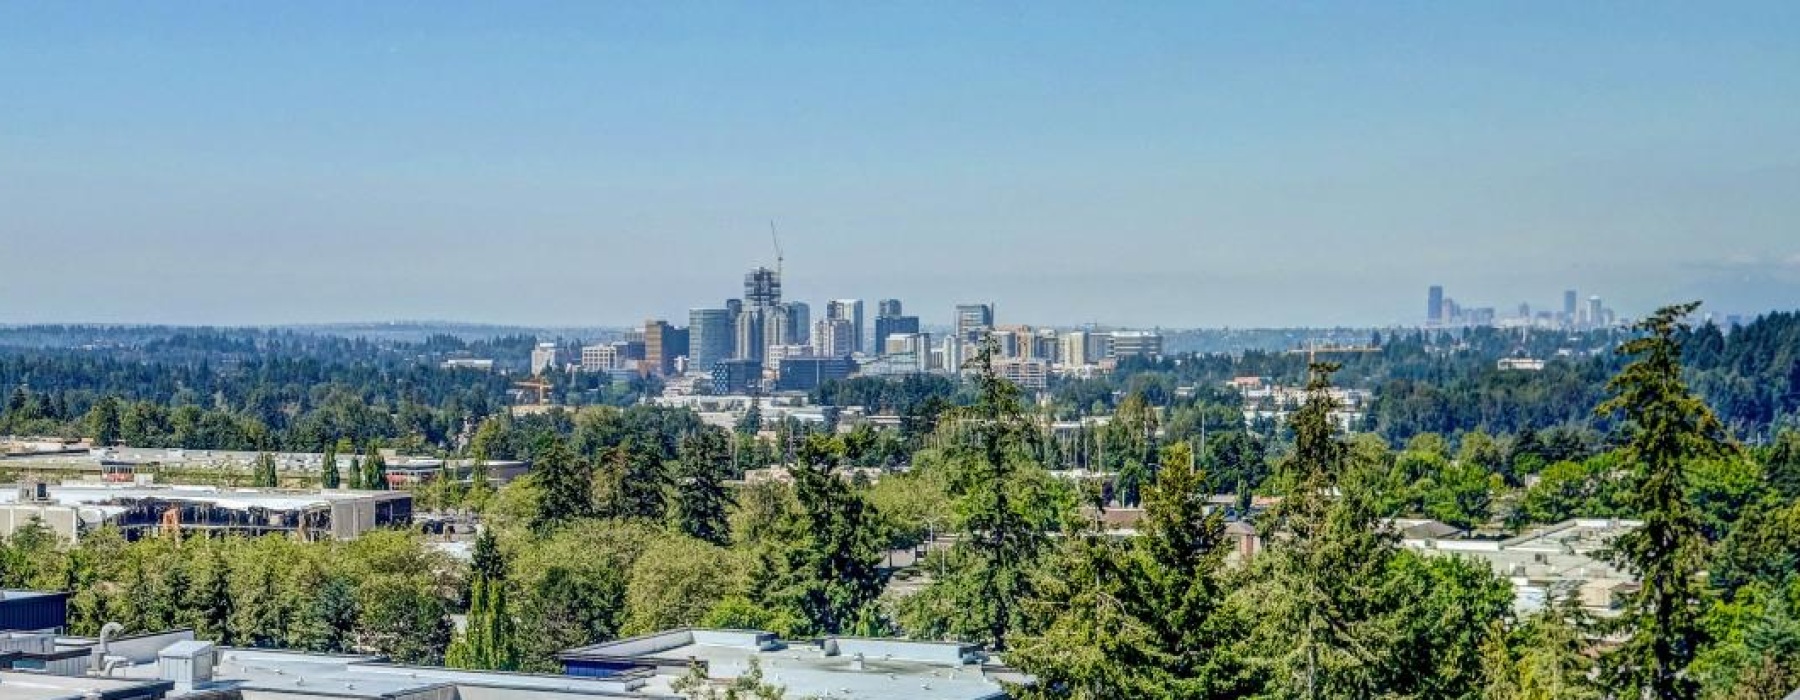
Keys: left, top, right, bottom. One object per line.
{"left": 2, "top": 3, "right": 1797, "bottom": 327}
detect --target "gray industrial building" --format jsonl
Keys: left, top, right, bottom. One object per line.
{"left": 0, "top": 483, "right": 411, "bottom": 542}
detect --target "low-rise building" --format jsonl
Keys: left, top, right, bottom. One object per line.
{"left": 0, "top": 482, "right": 411, "bottom": 542}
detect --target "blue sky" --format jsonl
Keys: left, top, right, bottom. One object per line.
{"left": 2, "top": 2, "right": 1796, "bottom": 327}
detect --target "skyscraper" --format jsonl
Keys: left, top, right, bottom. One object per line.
{"left": 734, "top": 306, "right": 767, "bottom": 363}
{"left": 1427, "top": 286, "right": 1445, "bottom": 326}
{"left": 1588, "top": 296, "right": 1604, "bottom": 329}
{"left": 877, "top": 298, "right": 903, "bottom": 318}
{"left": 874, "top": 299, "right": 918, "bottom": 356}
{"left": 744, "top": 267, "right": 781, "bottom": 307}
{"left": 688, "top": 308, "right": 734, "bottom": 373}
{"left": 814, "top": 317, "right": 855, "bottom": 358}
{"left": 644, "top": 319, "right": 674, "bottom": 376}
{"left": 1563, "top": 290, "right": 1578, "bottom": 322}
{"left": 955, "top": 303, "right": 994, "bottom": 341}
{"left": 825, "top": 299, "right": 865, "bottom": 354}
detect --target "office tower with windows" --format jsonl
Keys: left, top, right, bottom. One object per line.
{"left": 1427, "top": 286, "right": 1445, "bottom": 326}
{"left": 688, "top": 308, "right": 734, "bottom": 373}
{"left": 955, "top": 303, "right": 994, "bottom": 342}
{"left": 825, "top": 299, "right": 865, "bottom": 353}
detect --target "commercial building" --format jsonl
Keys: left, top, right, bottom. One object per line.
{"left": 954, "top": 303, "right": 994, "bottom": 341}
{"left": 643, "top": 319, "right": 688, "bottom": 376}
{"left": 1060, "top": 330, "right": 1090, "bottom": 366}
{"left": 687, "top": 308, "right": 734, "bottom": 373}
{"left": 1428, "top": 285, "right": 1445, "bottom": 326}
{"left": 530, "top": 342, "right": 563, "bottom": 374}
{"left": 581, "top": 343, "right": 619, "bottom": 372}
{"left": 710, "top": 359, "right": 763, "bottom": 395}
{"left": 733, "top": 306, "right": 768, "bottom": 363}
{"left": 561, "top": 628, "right": 1017, "bottom": 699}
{"left": 814, "top": 317, "right": 856, "bottom": 358}
{"left": 0, "top": 622, "right": 1024, "bottom": 700}
{"left": 873, "top": 310, "right": 920, "bottom": 357}
{"left": 825, "top": 299, "right": 865, "bottom": 353}
{"left": 1404, "top": 518, "right": 1641, "bottom": 616}
{"left": 1109, "top": 330, "right": 1163, "bottom": 360}
{"left": 994, "top": 358, "right": 1049, "bottom": 390}
{"left": 775, "top": 356, "right": 857, "bottom": 392}
{"left": 0, "top": 482, "right": 411, "bottom": 542}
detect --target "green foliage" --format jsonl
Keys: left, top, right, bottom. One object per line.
{"left": 672, "top": 428, "right": 735, "bottom": 546}
{"left": 1596, "top": 302, "right": 1732, "bottom": 700}
{"left": 531, "top": 434, "right": 592, "bottom": 531}
{"left": 671, "top": 656, "right": 787, "bottom": 700}
{"left": 621, "top": 536, "right": 744, "bottom": 635}
{"left": 321, "top": 442, "right": 341, "bottom": 489}
{"left": 765, "top": 436, "right": 885, "bottom": 636}
{"left": 900, "top": 340, "right": 1067, "bottom": 650}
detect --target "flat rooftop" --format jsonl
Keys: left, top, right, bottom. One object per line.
{"left": 0, "top": 483, "right": 404, "bottom": 512}
{"left": 0, "top": 671, "right": 172, "bottom": 700}
{"left": 564, "top": 629, "right": 1010, "bottom": 700}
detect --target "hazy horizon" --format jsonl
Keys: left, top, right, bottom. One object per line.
{"left": 4, "top": 3, "right": 1797, "bottom": 328}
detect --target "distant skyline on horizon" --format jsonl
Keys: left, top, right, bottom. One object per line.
{"left": 3, "top": 3, "right": 1797, "bottom": 328}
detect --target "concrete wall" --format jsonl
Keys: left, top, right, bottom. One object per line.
{"left": 0, "top": 505, "right": 79, "bottom": 540}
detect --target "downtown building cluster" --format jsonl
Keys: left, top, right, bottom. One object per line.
{"left": 532, "top": 264, "right": 1164, "bottom": 394}
{"left": 1426, "top": 284, "right": 1625, "bottom": 330}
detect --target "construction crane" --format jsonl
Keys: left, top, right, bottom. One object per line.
{"left": 769, "top": 220, "right": 783, "bottom": 278}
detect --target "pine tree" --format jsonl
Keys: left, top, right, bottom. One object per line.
{"left": 531, "top": 434, "right": 591, "bottom": 531}
{"left": 774, "top": 433, "right": 884, "bottom": 635}
{"left": 252, "top": 452, "right": 278, "bottom": 488}
{"left": 597, "top": 439, "right": 670, "bottom": 522}
{"left": 1246, "top": 362, "right": 1400, "bottom": 699}
{"left": 320, "top": 442, "right": 340, "bottom": 490}
{"left": 673, "top": 428, "right": 735, "bottom": 546}
{"left": 363, "top": 441, "right": 389, "bottom": 491}
{"left": 905, "top": 338, "right": 1059, "bottom": 650}
{"left": 1597, "top": 302, "right": 1731, "bottom": 700}
{"left": 447, "top": 529, "right": 517, "bottom": 671}
{"left": 347, "top": 456, "right": 363, "bottom": 490}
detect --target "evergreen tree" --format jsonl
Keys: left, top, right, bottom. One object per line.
{"left": 363, "top": 441, "right": 389, "bottom": 491}
{"left": 348, "top": 456, "right": 363, "bottom": 490}
{"left": 252, "top": 451, "right": 278, "bottom": 488}
{"left": 902, "top": 338, "right": 1062, "bottom": 650}
{"left": 531, "top": 434, "right": 591, "bottom": 531}
{"left": 672, "top": 428, "right": 735, "bottom": 546}
{"left": 86, "top": 396, "right": 122, "bottom": 446}
{"left": 773, "top": 434, "right": 884, "bottom": 635}
{"left": 320, "top": 442, "right": 340, "bottom": 490}
{"left": 1240, "top": 362, "right": 1400, "bottom": 699}
{"left": 1010, "top": 441, "right": 1240, "bottom": 697}
{"left": 597, "top": 439, "right": 671, "bottom": 522}
{"left": 447, "top": 529, "right": 518, "bottom": 670}
{"left": 1597, "top": 302, "right": 1731, "bottom": 700}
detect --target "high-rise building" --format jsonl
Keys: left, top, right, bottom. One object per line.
{"left": 1427, "top": 286, "right": 1445, "bottom": 326}
{"left": 1060, "top": 330, "right": 1090, "bottom": 366}
{"left": 688, "top": 308, "right": 734, "bottom": 374}
{"left": 644, "top": 319, "right": 674, "bottom": 376}
{"left": 1588, "top": 296, "right": 1604, "bottom": 329}
{"left": 1110, "top": 331, "right": 1163, "bottom": 360}
{"left": 530, "top": 342, "right": 562, "bottom": 375}
{"left": 765, "top": 343, "right": 812, "bottom": 372}
{"left": 874, "top": 299, "right": 919, "bottom": 355}
{"left": 874, "top": 314, "right": 919, "bottom": 356}
{"left": 1563, "top": 290, "right": 1578, "bottom": 321}
{"left": 814, "top": 318, "right": 855, "bottom": 358}
{"left": 825, "top": 299, "right": 865, "bottom": 353}
{"left": 580, "top": 344, "right": 617, "bottom": 372}
{"left": 744, "top": 267, "right": 781, "bottom": 307}
{"left": 734, "top": 307, "right": 768, "bottom": 363}
{"left": 785, "top": 302, "right": 810, "bottom": 346}
{"left": 955, "top": 303, "right": 994, "bottom": 341}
